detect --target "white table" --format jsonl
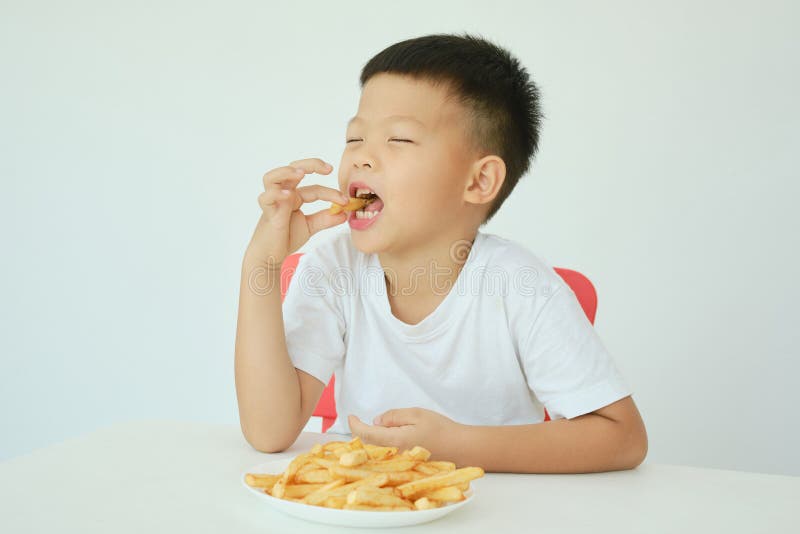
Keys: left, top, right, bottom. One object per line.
{"left": 1, "top": 420, "right": 797, "bottom": 533}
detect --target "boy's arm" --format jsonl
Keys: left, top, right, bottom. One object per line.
{"left": 234, "top": 256, "right": 307, "bottom": 452}
{"left": 450, "top": 396, "right": 648, "bottom": 473}
{"left": 235, "top": 158, "right": 346, "bottom": 452}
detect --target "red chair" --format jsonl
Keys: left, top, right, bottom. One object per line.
{"left": 279, "top": 254, "right": 599, "bottom": 432}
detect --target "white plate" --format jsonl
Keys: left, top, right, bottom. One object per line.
{"left": 242, "top": 457, "right": 475, "bottom": 528}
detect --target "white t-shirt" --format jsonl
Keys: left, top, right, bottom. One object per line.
{"left": 282, "top": 229, "right": 632, "bottom": 435}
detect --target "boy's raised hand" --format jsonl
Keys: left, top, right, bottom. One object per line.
{"left": 348, "top": 408, "right": 461, "bottom": 459}
{"left": 246, "top": 158, "right": 349, "bottom": 268}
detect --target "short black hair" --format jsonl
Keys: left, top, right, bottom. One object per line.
{"left": 360, "top": 32, "right": 545, "bottom": 224}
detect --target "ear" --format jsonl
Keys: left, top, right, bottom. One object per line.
{"left": 463, "top": 155, "right": 506, "bottom": 208}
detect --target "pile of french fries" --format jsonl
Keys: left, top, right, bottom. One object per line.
{"left": 245, "top": 437, "right": 484, "bottom": 511}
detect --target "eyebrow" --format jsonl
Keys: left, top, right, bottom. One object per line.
{"left": 346, "top": 115, "right": 426, "bottom": 128}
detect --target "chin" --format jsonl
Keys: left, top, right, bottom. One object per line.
{"left": 348, "top": 232, "right": 387, "bottom": 255}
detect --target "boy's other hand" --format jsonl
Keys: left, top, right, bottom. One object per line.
{"left": 347, "top": 408, "right": 459, "bottom": 459}
{"left": 246, "top": 158, "right": 349, "bottom": 268}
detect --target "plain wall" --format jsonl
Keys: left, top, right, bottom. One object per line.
{"left": 1, "top": 0, "right": 798, "bottom": 475}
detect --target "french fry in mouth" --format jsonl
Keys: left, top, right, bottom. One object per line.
{"left": 329, "top": 197, "right": 369, "bottom": 214}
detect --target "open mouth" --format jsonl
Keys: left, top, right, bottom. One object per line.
{"left": 351, "top": 188, "right": 384, "bottom": 219}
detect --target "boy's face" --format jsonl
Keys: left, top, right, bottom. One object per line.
{"left": 338, "top": 73, "right": 479, "bottom": 255}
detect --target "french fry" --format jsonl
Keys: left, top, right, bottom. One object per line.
{"left": 346, "top": 486, "right": 414, "bottom": 509}
{"left": 271, "top": 479, "right": 287, "bottom": 499}
{"left": 322, "top": 441, "right": 349, "bottom": 451}
{"left": 323, "top": 496, "right": 347, "bottom": 509}
{"left": 244, "top": 473, "right": 281, "bottom": 490}
{"left": 414, "top": 461, "right": 458, "bottom": 475}
{"left": 343, "top": 504, "right": 412, "bottom": 511}
{"left": 382, "top": 470, "right": 426, "bottom": 486}
{"left": 326, "top": 464, "right": 380, "bottom": 482}
{"left": 413, "top": 497, "right": 440, "bottom": 510}
{"left": 320, "top": 473, "right": 390, "bottom": 497}
{"left": 327, "top": 464, "right": 425, "bottom": 486}
{"left": 295, "top": 469, "right": 334, "bottom": 484}
{"left": 340, "top": 449, "right": 368, "bottom": 467}
{"left": 296, "top": 461, "right": 319, "bottom": 476}
{"left": 302, "top": 473, "right": 389, "bottom": 505}
{"left": 425, "top": 461, "right": 457, "bottom": 472}
{"left": 396, "top": 467, "right": 485, "bottom": 500}
{"left": 329, "top": 197, "right": 368, "bottom": 214}
{"left": 413, "top": 464, "right": 440, "bottom": 476}
{"left": 420, "top": 486, "right": 465, "bottom": 502}
{"left": 311, "top": 457, "right": 338, "bottom": 469}
{"left": 300, "top": 478, "right": 346, "bottom": 505}
{"left": 364, "top": 444, "right": 398, "bottom": 460}
{"left": 281, "top": 452, "right": 314, "bottom": 484}
{"left": 363, "top": 458, "right": 418, "bottom": 472}
{"left": 406, "top": 446, "right": 432, "bottom": 461}
{"left": 283, "top": 483, "right": 328, "bottom": 499}
{"left": 348, "top": 436, "right": 366, "bottom": 450}
{"left": 332, "top": 446, "right": 350, "bottom": 458}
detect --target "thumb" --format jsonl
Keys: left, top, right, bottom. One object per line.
{"left": 307, "top": 208, "right": 347, "bottom": 236}
{"left": 348, "top": 415, "right": 374, "bottom": 441}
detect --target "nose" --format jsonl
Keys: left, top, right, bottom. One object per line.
{"left": 354, "top": 158, "right": 372, "bottom": 169}
{"left": 350, "top": 142, "right": 375, "bottom": 170}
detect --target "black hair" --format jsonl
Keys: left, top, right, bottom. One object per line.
{"left": 360, "top": 32, "right": 545, "bottom": 224}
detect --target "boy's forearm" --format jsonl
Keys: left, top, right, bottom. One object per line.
{"left": 234, "top": 257, "right": 301, "bottom": 451}
{"left": 446, "top": 414, "right": 646, "bottom": 474}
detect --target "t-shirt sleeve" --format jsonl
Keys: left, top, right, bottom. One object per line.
{"left": 281, "top": 252, "right": 346, "bottom": 386}
{"left": 519, "top": 283, "right": 633, "bottom": 420}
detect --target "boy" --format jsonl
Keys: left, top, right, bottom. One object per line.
{"left": 235, "top": 33, "right": 648, "bottom": 473}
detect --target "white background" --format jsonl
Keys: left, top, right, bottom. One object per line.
{"left": 1, "top": 1, "right": 797, "bottom": 475}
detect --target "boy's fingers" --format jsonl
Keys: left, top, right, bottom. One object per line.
{"left": 257, "top": 190, "right": 288, "bottom": 220}
{"left": 377, "top": 409, "right": 418, "bottom": 427}
{"left": 349, "top": 415, "right": 403, "bottom": 448}
{"left": 262, "top": 159, "right": 335, "bottom": 193}
{"left": 262, "top": 165, "right": 305, "bottom": 189}
{"left": 288, "top": 158, "right": 334, "bottom": 175}
{"left": 257, "top": 159, "right": 337, "bottom": 227}
{"left": 294, "top": 184, "right": 349, "bottom": 208}
{"left": 258, "top": 184, "right": 301, "bottom": 218}
{"left": 258, "top": 188, "right": 291, "bottom": 208}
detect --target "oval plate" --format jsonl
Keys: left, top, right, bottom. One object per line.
{"left": 241, "top": 458, "right": 475, "bottom": 528}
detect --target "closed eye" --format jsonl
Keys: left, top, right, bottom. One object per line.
{"left": 345, "top": 139, "right": 413, "bottom": 143}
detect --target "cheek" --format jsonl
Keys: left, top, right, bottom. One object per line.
{"left": 393, "top": 166, "right": 460, "bottom": 211}
{"left": 403, "top": 156, "right": 453, "bottom": 197}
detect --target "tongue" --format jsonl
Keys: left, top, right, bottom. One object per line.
{"left": 362, "top": 197, "right": 384, "bottom": 211}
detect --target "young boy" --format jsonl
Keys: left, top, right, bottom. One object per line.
{"left": 235, "top": 33, "right": 648, "bottom": 473}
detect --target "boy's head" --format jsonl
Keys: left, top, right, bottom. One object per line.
{"left": 338, "top": 32, "right": 543, "bottom": 254}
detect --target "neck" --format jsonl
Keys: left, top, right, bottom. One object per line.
{"left": 377, "top": 229, "right": 479, "bottom": 299}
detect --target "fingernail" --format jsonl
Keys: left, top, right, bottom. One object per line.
{"left": 294, "top": 167, "right": 304, "bottom": 174}
{"left": 324, "top": 163, "right": 332, "bottom": 170}
{"left": 281, "top": 189, "right": 290, "bottom": 195}
{"left": 372, "top": 416, "right": 381, "bottom": 425}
